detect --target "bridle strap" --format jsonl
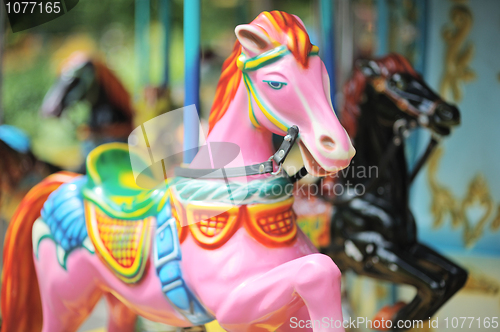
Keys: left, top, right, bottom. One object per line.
{"left": 241, "top": 69, "right": 290, "bottom": 133}
{"left": 369, "top": 77, "right": 441, "bottom": 123}
{"left": 239, "top": 45, "right": 320, "bottom": 134}
{"left": 177, "top": 45, "right": 322, "bottom": 180}
{"left": 408, "top": 136, "right": 439, "bottom": 183}
{"left": 175, "top": 126, "right": 300, "bottom": 179}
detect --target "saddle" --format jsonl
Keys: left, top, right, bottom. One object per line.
{"left": 82, "top": 143, "right": 214, "bottom": 323}
{"left": 81, "top": 143, "right": 299, "bottom": 283}
{"left": 82, "top": 143, "right": 168, "bottom": 283}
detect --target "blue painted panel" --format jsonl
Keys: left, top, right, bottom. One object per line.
{"left": 411, "top": 0, "right": 500, "bottom": 256}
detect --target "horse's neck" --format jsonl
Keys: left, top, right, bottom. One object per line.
{"left": 88, "top": 85, "right": 127, "bottom": 128}
{"left": 348, "top": 103, "right": 410, "bottom": 203}
{"left": 190, "top": 82, "right": 275, "bottom": 170}
{"left": 91, "top": 85, "right": 112, "bottom": 111}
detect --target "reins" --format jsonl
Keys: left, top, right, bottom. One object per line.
{"left": 175, "top": 125, "right": 300, "bottom": 179}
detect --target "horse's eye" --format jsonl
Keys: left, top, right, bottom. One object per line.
{"left": 389, "top": 77, "right": 406, "bottom": 91}
{"left": 264, "top": 81, "right": 287, "bottom": 90}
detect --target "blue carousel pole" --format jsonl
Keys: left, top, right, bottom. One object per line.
{"left": 183, "top": 0, "right": 201, "bottom": 164}
{"left": 135, "top": 0, "right": 150, "bottom": 91}
{"left": 408, "top": 0, "right": 429, "bottom": 169}
{"left": 414, "top": 0, "right": 428, "bottom": 76}
{"left": 159, "top": 0, "right": 171, "bottom": 88}
{"left": 376, "top": 0, "right": 389, "bottom": 56}
{"left": 375, "top": 0, "right": 396, "bottom": 306}
{"left": 320, "top": 0, "right": 336, "bottom": 111}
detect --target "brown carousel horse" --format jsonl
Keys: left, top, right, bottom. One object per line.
{"left": 1, "top": 53, "right": 134, "bottom": 224}
{"left": 40, "top": 52, "right": 135, "bottom": 165}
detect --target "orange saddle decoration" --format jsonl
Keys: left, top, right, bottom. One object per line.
{"left": 187, "top": 204, "right": 242, "bottom": 249}
{"left": 171, "top": 192, "right": 297, "bottom": 249}
{"left": 246, "top": 197, "right": 297, "bottom": 247}
{"left": 84, "top": 201, "right": 153, "bottom": 283}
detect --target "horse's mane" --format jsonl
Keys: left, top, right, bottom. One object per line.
{"left": 341, "top": 53, "right": 418, "bottom": 138}
{"left": 59, "top": 53, "right": 134, "bottom": 121}
{"left": 93, "top": 60, "right": 134, "bottom": 121}
{"left": 208, "top": 11, "right": 314, "bottom": 133}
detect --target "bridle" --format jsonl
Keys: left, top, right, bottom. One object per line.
{"left": 176, "top": 44, "right": 320, "bottom": 181}
{"left": 175, "top": 125, "right": 300, "bottom": 179}
{"left": 369, "top": 73, "right": 448, "bottom": 181}
{"left": 369, "top": 76, "right": 445, "bottom": 129}
{"left": 237, "top": 44, "right": 319, "bottom": 133}
{"left": 325, "top": 74, "right": 444, "bottom": 205}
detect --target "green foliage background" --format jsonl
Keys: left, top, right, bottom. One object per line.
{"left": 2, "top": 0, "right": 316, "bottom": 167}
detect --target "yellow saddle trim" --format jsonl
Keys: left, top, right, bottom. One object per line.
{"left": 85, "top": 201, "right": 153, "bottom": 284}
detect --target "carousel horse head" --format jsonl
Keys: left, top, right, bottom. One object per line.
{"left": 343, "top": 54, "right": 460, "bottom": 138}
{"left": 40, "top": 52, "right": 134, "bottom": 125}
{"left": 207, "top": 11, "right": 355, "bottom": 176}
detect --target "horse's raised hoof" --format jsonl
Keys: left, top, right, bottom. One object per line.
{"left": 372, "top": 301, "right": 406, "bottom": 331}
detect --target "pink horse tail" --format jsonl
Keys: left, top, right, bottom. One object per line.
{"left": 1, "top": 171, "right": 79, "bottom": 332}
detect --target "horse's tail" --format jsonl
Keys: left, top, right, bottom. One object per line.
{"left": 1, "top": 171, "right": 79, "bottom": 332}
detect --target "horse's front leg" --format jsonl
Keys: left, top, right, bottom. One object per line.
{"left": 216, "top": 253, "right": 344, "bottom": 332}
{"left": 409, "top": 243, "right": 468, "bottom": 318}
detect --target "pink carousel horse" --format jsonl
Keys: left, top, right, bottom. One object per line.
{"left": 1, "top": 11, "right": 354, "bottom": 332}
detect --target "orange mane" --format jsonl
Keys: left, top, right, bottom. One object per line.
{"left": 341, "top": 53, "right": 418, "bottom": 138}
{"left": 59, "top": 53, "right": 134, "bottom": 121}
{"left": 208, "top": 11, "right": 313, "bottom": 133}
{"left": 93, "top": 60, "right": 135, "bottom": 121}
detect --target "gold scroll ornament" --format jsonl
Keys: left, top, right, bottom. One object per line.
{"left": 428, "top": 147, "right": 500, "bottom": 248}
{"left": 440, "top": 0, "right": 476, "bottom": 102}
{"left": 427, "top": 0, "right": 500, "bottom": 247}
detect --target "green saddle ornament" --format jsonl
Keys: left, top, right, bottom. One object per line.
{"left": 83, "top": 143, "right": 169, "bottom": 220}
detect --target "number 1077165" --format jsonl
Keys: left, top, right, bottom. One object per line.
{"left": 443, "top": 317, "right": 498, "bottom": 329}
{"left": 6, "top": 2, "right": 62, "bottom": 14}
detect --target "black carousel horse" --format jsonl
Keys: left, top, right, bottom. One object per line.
{"left": 320, "top": 54, "right": 468, "bottom": 330}
{"left": 40, "top": 52, "right": 135, "bottom": 162}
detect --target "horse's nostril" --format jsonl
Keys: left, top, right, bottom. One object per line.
{"left": 320, "top": 135, "right": 336, "bottom": 151}
{"left": 436, "top": 105, "right": 454, "bottom": 121}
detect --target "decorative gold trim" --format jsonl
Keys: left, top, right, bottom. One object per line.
{"left": 459, "top": 175, "right": 494, "bottom": 246}
{"left": 428, "top": 147, "right": 499, "bottom": 247}
{"left": 463, "top": 271, "right": 500, "bottom": 295}
{"left": 439, "top": 0, "right": 476, "bottom": 102}
{"left": 492, "top": 206, "right": 500, "bottom": 231}
{"left": 428, "top": 148, "right": 460, "bottom": 230}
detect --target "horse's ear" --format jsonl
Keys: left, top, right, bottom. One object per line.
{"left": 235, "top": 25, "right": 273, "bottom": 57}
{"left": 356, "top": 59, "right": 381, "bottom": 77}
